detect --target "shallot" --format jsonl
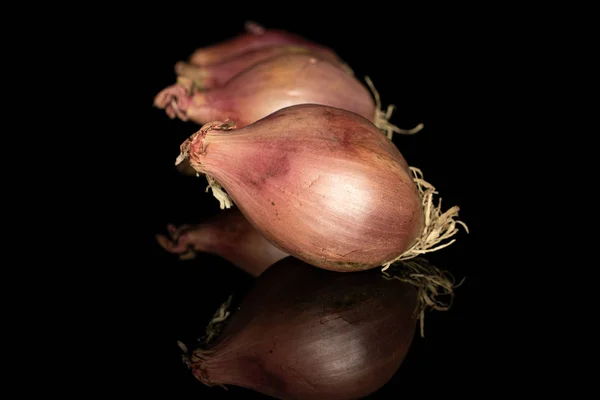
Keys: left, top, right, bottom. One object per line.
{"left": 154, "top": 53, "right": 374, "bottom": 129}
{"left": 181, "top": 256, "right": 418, "bottom": 400}
{"left": 156, "top": 208, "right": 287, "bottom": 277}
{"left": 175, "top": 44, "right": 345, "bottom": 91}
{"left": 176, "top": 104, "right": 423, "bottom": 272}
{"left": 188, "top": 21, "right": 340, "bottom": 67}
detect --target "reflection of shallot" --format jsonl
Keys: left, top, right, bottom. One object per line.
{"left": 182, "top": 256, "right": 419, "bottom": 399}
{"left": 156, "top": 208, "right": 287, "bottom": 277}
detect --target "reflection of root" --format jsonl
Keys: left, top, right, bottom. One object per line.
{"left": 177, "top": 294, "right": 235, "bottom": 373}
{"left": 203, "top": 295, "right": 234, "bottom": 344}
{"left": 381, "top": 167, "right": 468, "bottom": 337}
{"left": 365, "top": 76, "right": 424, "bottom": 139}
{"left": 382, "top": 257, "right": 464, "bottom": 337}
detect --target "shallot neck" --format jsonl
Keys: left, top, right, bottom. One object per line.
{"left": 185, "top": 128, "right": 244, "bottom": 176}
{"left": 191, "top": 348, "right": 287, "bottom": 397}
{"left": 187, "top": 90, "right": 238, "bottom": 125}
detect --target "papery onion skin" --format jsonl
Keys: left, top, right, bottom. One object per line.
{"left": 176, "top": 45, "right": 344, "bottom": 91}
{"left": 155, "top": 54, "right": 374, "bottom": 129}
{"left": 182, "top": 104, "right": 422, "bottom": 272}
{"left": 156, "top": 208, "right": 288, "bottom": 277}
{"left": 189, "top": 23, "right": 340, "bottom": 67}
{"left": 190, "top": 256, "right": 418, "bottom": 400}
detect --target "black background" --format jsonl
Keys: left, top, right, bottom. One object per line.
{"left": 59, "top": 7, "right": 523, "bottom": 398}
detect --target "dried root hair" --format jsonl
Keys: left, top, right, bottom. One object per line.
{"left": 381, "top": 167, "right": 468, "bottom": 337}
{"left": 204, "top": 175, "right": 233, "bottom": 209}
{"left": 176, "top": 120, "right": 236, "bottom": 209}
{"left": 365, "top": 76, "right": 424, "bottom": 139}
{"left": 383, "top": 167, "right": 469, "bottom": 266}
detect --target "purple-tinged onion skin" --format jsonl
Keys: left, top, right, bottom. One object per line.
{"left": 185, "top": 104, "right": 422, "bottom": 272}
{"left": 191, "top": 256, "right": 418, "bottom": 400}
{"left": 189, "top": 27, "right": 340, "bottom": 67}
{"left": 156, "top": 54, "right": 373, "bottom": 129}
{"left": 176, "top": 45, "right": 344, "bottom": 90}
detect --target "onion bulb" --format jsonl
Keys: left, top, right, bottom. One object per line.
{"left": 154, "top": 53, "right": 373, "bottom": 130}
{"left": 156, "top": 208, "right": 287, "bottom": 277}
{"left": 188, "top": 21, "right": 341, "bottom": 67}
{"left": 181, "top": 256, "right": 418, "bottom": 400}
{"left": 175, "top": 104, "right": 423, "bottom": 272}
{"left": 175, "top": 44, "right": 346, "bottom": 91}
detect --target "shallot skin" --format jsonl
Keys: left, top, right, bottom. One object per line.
{"left": 191, "top": 256, "right": 418, "bottom": 400}
{"left": 183, "top": 104, "right": 422, "bottom": 271}
{"left": 188, "top": 23, "right": 340, "bottom": 67}
{"left": 175, "top": 45, "right": 342, "bottom": 91}
{"left": 155, "top": 54, "right": 374, "bottom": 129}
